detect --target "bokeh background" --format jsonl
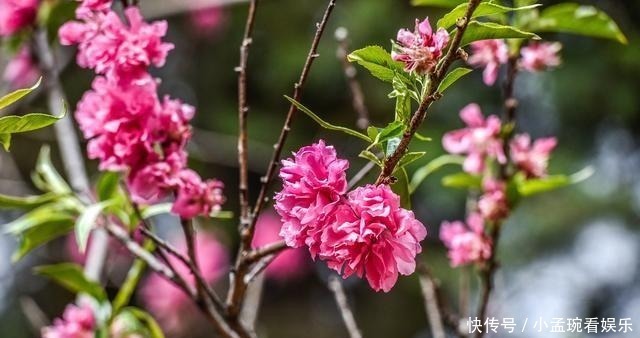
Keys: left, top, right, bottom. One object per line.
{"left": 1, "top": 0, "right": 639, "bottom": 337}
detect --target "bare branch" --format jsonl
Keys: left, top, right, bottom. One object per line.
{"left": 335, "top": 27, "right": 369, "bottom": 130}
{"left": 244, "top": 240, "right": 287, "bottom": 264}
{"left": 417, "top": 265, "right": 445, "bottom": 338}
{"left": 328, "top": 276, "right": 363, "bottom": 338}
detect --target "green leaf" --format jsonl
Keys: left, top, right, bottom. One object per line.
{"left": 113, "top": 240, "right": 155, "bottom": 314}
{"left": 438, "top": 2, "right": 541, "bottom": 29}
{"left": 391, "top": 168, "right": 412, "bottom": 209}
{"left": 76, "top": 201, "right": 113, "bottom": 253}
{"left": 460, "top": 21, "right": 540, "bottom": 46}
{"left": 32, "top": 146, "right": 72, "bottom": 194}
{"left": 359, "top": 150, "right": 382, "bottom": 166}
{"left": 4, "top": 203, "right": 76, "bottom": 235}
{"left": 528, "top": 3, "right": 627, "bottom": 44}
{"left": 210, "top": 210, "right": 234, "bottom": 219}
{"left": 0, "top": 110, "right": 65, "bottom": 151}
{"left": 438, "top": 67, "right": 472, "bottom": 93}
{"left": 35, "top": 263, "right": 107, "bottom": 301}
{"left": 347, "top": 46, "right": 406, "bottom": 83}
{"left": 13, "top": 219, "right": 75, "bottom": 261}
{"left": 0, "top": 77, "right": 41, "bottom": 110}
{"left": 397, "top": 152, "right": 426, "bottom": 169}
{"left": 285, "top": 96, "right": 371, "bottom": 142}
{"left": 0, "top": 192, "right": 60, "bottom": 210}
{"left": 442, "top": 172, "right": 481, "bottom": 189}
{"left": 375, "top": 121, "right": 404, "bottom": 146}
{"left": 124, "top": 307, "right": 166, "bottom": 338}
{"left": 411, "top": 0, "right": 466, "bottom": 8}
{"left": 516, "top": 166, "right": 594, "bottom": 196}
{"left": 410, "top": 154, "right": 465, "bottom": 193}
{"left": 141, "top": 203, "right": 172, "bottom": 219}
{"left": 96, "top": 172, "right": 120, "bottom": 202}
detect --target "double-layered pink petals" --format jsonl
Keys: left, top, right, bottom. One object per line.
{"left": 392, "top": 18, "right": 449, "bottom": 74}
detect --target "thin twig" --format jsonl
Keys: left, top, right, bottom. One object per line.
{"left": 417, "top": 265, "right": 445, "bottom": 338}
{"left": 328, "top": 275, "right": 363, "bottom": 338}
{"left": 244, "top": 240, "right": 287, "bottom": 264}
{"left": 226, "top": 0, "right": 339, "bottom": 319}
{"left": 375, "top": 0, "right": 482, "bottom": 185}
{"left": 335, "top": 27, "right": 369, "bottom": 130}
{"left": 474, "top": 55, "right": 519, "bottom": 338}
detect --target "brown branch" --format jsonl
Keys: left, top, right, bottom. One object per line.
{"left": 244, "top": 240, "right": 287, "bottom": 264}
{"left": 417, "top": 265, "right": 445, "bottom": 338}
{"left": 328, "top": 275, "right": 363, "bottom": 338}
{"left": 335, "top": 27, "right": 369, "bottom": 130}
{"left": 226, "top": 0, "right": 339, "bottom": 319}
{"left": 474, "top": 55, "right": 519, "bottom": 338}
{"left": 374, "top": 0, "right": 482, "bottom": 185}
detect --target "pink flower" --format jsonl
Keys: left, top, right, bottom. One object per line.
{"left": 440, "top": 213, "right": 491, "bottom": 267}
{"left": 0, "top": 0, "right": 37, "bottom": 36}
{"left": 75, "top": 0, "right": 112, "bottom": 17}
{"left": 509, "top": 134, "right": 557, "bottom": 178}
{"left": 252, "top": 213, "right": 310, "bottom": 281}
{"left": 274, "top": 140, "right": 349, "bottom": 249}
{"left": 520, "top": 42, "right": 562, "bottom": 72}
{"left": 59, "top": 7, "right": 174, "bottom": 81}
{"left": 467, "top": 39, "right": 508, "bottom": 86}
{"left": 442, "top": 103, "right": 506, "bottom": 174}
{"left": 42, "top": 303, "right": 96, "bottom": 338}
{"left": 477, "top": 179, "right": 509, "bottom": 222}
{"left": 189, "top": 6, "right": 226, "bottom": 36}
{"left": 392, "top": 18, "right": 449, "bottom": 74}
{"left": 2, "top": 47, "right": 39, "bottom": 89}
{"left": 319, "top": 185, "right": 427, "bottom": 292}
{"left": 127, "top": 151, "right": 186, "bottom": 204}
{"left": 140, "top": 233, "right": 228, "bottom": 334}
{"left": 171, "top": 169, "right": 225, "bottom": 219}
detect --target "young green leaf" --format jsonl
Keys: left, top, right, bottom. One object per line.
{"left": 527, "top": 3, "right": 627, "bottom": 44}
{"left": 437, "top": 67, "right": 473, "bottom": 93}
{"left": 96, "top": 172, "right": 121, "bottom": 202}
{"left": 4, "top": 203, "right": 76, "bottom": 235}
{"left": 410, "top": 154, "right": 464, "bottom": 193}
{"left": 397, "top": 152, "right": 426, "bottom": 169}
{"left": 33, "top": 146, "right": 72, "bottom": 194}
{"left": 438, "top": 2, "right": 541, "bottom": 29}
{"left": 124, "top": 307, "right": 166, "bottom": 338}
{"left": 411, "top": 0, "right": 466, "bottom": 8}
{"left": 460, "top": 21, "right": 540, "bottom": 46}
{"left": 76, "top": 201, "right": 114, "bottom": 253}
{"left": 210, "top": 210, "right": 234, "bottom": 219}
{"left": 35, "top": 263, "right": 107, "bottom": 302}
{"left": 359, "top": 150, "right": 382, "bottom": 166}
{"left": 284, "top": 96, "right": 371, "bottom": 142}
{"left": 442, "top": 172, "right": 482, "bottom": 189}
{"left": 0, "top": 111, "right": 65, "bottom": 151}
{"left": 12, "top": 219, "right": 75, "bottom": 261}
{"left": 391, "top": 168, "right": 412, "bottom": 209}
{"left": 347, "top": 46, "right": 406, "bottom": 83}
{"left": 0, "top": 192, "right": 60, "bottom": 210}
{"left": 516, "top": 166, "right": 594, "bottom": 196}
{"left": 0, "top": 77, "right": 41, "bottom": 110}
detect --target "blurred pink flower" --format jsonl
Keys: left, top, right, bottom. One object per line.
{"left": 0, "top": 0, "right": 37, "bottom": 36}
{"left": 189, "top": 6, "right": 226, "bottom": 36}
{"left": 42, "top": 303, "right": 96, "bottom": 338}
{"left": 467, "top": 39, "right": 508, "bottom": 86}
{"left": 440, "top": 213, "right": 491, "bottom": 267}
{"left": 319, "top": 184, "right": 427, "bottom": 292}
{"left": 172, "top": 169, "right": 225, "bottom": 219}
{"left": 520, "top": 42, "right": 562, "bottom": 72}
{"left": 252, "top": 212, "right": 310, "bottom": 281}
{"left": 2, "top": 47, "right": 39, "bottom": 89}
{"left": 510, "top": 134, "right": 557, "bottom": 178}
{"left": 140, "top": 233, "right": 228, "bottom": 334}
{"left": 392, "top": 18, "right": 449, "bottom": 74}
{"left": 442, "top": 103, "right": 506, "bottom": 174}
{"left": 274, "top": 140, "right": 349, "bottom": 249}
{"left": 477, "top": 179, "right": 509, "bottom": 222}
{"left": 75, "top": 0, "right": 112, "bottom": 17}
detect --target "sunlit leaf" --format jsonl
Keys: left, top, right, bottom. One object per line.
{"left": 32, "top": 146, "right": 72, "bottom": 194}
{"left": 4, "top": 203, "right": 76, "bottom": 235}
{"left": 285, "top": 96, "right": 371, "bottom": 142}
{"left": 0, "top": 192, "right": 60, "bottom": 210}
{"left": 438, "top": 2, "right": 541, "bottom": 29}
{"left": 76, "top": 201, "right": 113, "bottom": 253}
{"left": 96, "top": 172, "right": 120, "bottom": 202}
{"left": 438, "top": 67, "right": 472, "bottom": 93}
{"left": 35, "top": 263, "right": 107, "bottom": 301}
{"left": 397, "top": 152, "right": 426, "bottom": 169}
{"left": 347, "top": 46, "right": 407, "bottom": 83}
{"left": 124, "top": 307, "right": 166, "bottom": 338}
{"left": 13, "top": 219, "right": 74, "bottom": 261}
{"left": 442, "top": 172, "right": 481, "bottom": 189}
{"left": 528, "top": 3, "right": 627, "bottom": 44}
{"left": 411, "top": 0, "right": 466, "bottom": 8}
{"left": 0, "top": 109, "right": 65, "bottom": 151}
{"left": 516, "top": 166, "right": 594, "bottom": 196}
{"left": 460, "top": 21, "right": 540, "bottom": 46}
{"left": 359, "top": 150, "right": 382, "bottom": 166}
{"left": 0, "top": 77, "right": 41, "bottom": 110}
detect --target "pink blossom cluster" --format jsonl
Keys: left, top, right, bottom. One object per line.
{"left": 0, "top": 0, "right": 37, "bottom": 36}
{"left": 140, "top": 232, "right": 228, "bottom": 334}
{"left": 42, "top": 303, "right": 96, "bottom": 338}
{"left": 60, "top": 2, "right": 224, "bottom": 218}
{"left": 468, "top": 40, "right": 562, "bottom": 86}
{"left": 440, "top": 213, "right": 491, "bottom": 267}
{"left": 252, "top": 213, "right": 310, "bottom": 282}
{"left": 275, "top": 140, "right": 427, "bottom": 292}
{"left": 392, "top": 18, "right": 449, "bottom": 75}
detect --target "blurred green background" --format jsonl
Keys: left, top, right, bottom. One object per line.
{"left": 1, "top": 0, "right": 639, "bottom": 337}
